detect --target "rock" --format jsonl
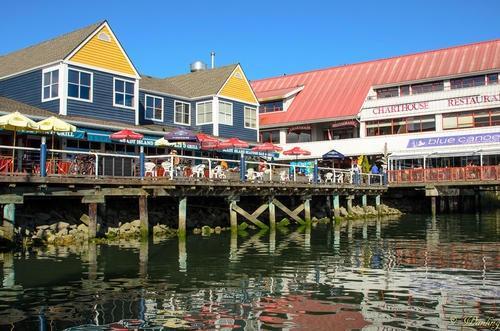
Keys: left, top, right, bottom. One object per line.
{"left": 77, "top": 224, "right": 88, "bottom": 233}
{"left": 193, "top": 228, "right": 202, "bottom": 235}
{"left": 69, "top": 229, "right": 78, "bottom": 235}
{"left": 339, "top": 207, "right": 349, "bottom": 217}
{"left": 201, "top": 225, "right": 212, "bottom": 236}
{"left": 24, "top": 229, "right": 31, "bottom": 236}
{"left": 49, "top": 223, "right": 58, "bottom": 231}
{"left": 69, "top": 224, "right": 77, "bottom": 230}
{"left": 120, "top": 222, "right": 131, "bottom": 232}
{"left": 36, "top": 225, "right": 50, "bottom": 230}
{"left": 214, "top": 226, "right": 222, "bottom": 234}
{"left": 57, "top": 222, "right": 70, "bottom": 230}
{"left": 277, "top": 218, "right": 290, "bottom": 227}
{"left": 56, "top": 229, "right": 68, "bottom": 236}
{"left": 80, "top": 214, "right": 90, "bottom": 226}
{"left": 46, "top": 234, "right": 56, "bottom": 244}
{"left": 238, "top": 222, "right": 249, "bottom": 231}
{"left": 130, "top": 220, "right": 141, "bottom": 228}
{"left": 312, "top": 217, "right": 318, "bottom": 222}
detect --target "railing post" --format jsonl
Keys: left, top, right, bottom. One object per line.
{"left": 239, "top": 152, "right": 245, "bottom": 182}
{"left": 170, "top": 155, "right": 174, "bottom": 180}
{"left": 40, "top": 136, "right": 47, "bottom": 177}
{"left": 94, "top": 154, "right": 99, "bottom": 179}
{"left": 269, "top": 164, "right": 273, "bottom": 182}
{"left": 139, "top": 146, "right": 145, "bottom": 179}
{"left": 313, "top": 159, "right": 318, "bottom": 184}
{"left": 207, "top": 158, "right": 212, "bottom": 179}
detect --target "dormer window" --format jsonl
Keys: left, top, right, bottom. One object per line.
{"left": 42, "top": 68, "right": 59, "bottom": 101}
{"left": 259, "top": 100, "right": 283, "bottom": 113}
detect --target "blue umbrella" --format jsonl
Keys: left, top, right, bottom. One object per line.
{"left": 164, "top": 128, "right": 199, "bottom": 143}
{"left": 322, "top": 149, "right": 345, "bottom": 160}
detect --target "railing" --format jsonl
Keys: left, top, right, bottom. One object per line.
{"left": 388, "top": 166, "right": 500, "bottom": 184}
{"left": 0, "top": 145, "right": 386, "bottom": 187}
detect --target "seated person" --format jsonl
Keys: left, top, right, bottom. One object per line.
{"left": 258, "top": 159, "right": 268, "bottom": 172}
{"left": 220, "top": 160, "right": 228, "bottom": 170}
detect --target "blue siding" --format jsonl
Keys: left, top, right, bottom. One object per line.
{"left": 0, "top": 70, "right": 59, "bottom": 114}
{"left": 66, "top": 65, "right": 135, "bottom": 124}
{"left": 218, "top": 98, "right": 257, "bottom": 142}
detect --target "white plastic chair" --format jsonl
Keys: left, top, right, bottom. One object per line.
{"left": 335, "top": 173, "right": 344, "bottom": 183}
{"left": 144, "top": 162, "right": 156, "bottom": 177}
{"left": 191, "top": 164, "right": 206, "bottom": 178}
{"left": 246, "top": 168, "right": 255, "bottom": 181}
{"left": 279, "top": 170, "right": 289, "bottom": 182}
{"left": 324, "top": 172, "right": 334, "bottom": 183}
{"left": 254, "top": 171, "right": 264, "bottom": 181}
{"left": 212, "top": 165, "right": 226, "bottom": 179}
{"left": 161, "top": 161, "right": 172, "bottom": 177}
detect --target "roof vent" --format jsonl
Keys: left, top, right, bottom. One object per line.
{"left": 190, "top": 61, "right": 207, "bottom": 72}
{"left": 98, "top": 32, "right": 111, "bottom": 42}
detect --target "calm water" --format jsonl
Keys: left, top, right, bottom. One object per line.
{"left": 0, "top": 213, "right": 499, "bottom": 330}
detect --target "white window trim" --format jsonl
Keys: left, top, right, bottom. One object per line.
{"left": 174, "top": 100, "right": 191, "bottom": 126}
{"left": 41, "top": 66, "right": 60, "bottom": 102}
{"left": 67, "top": 68, "right": 93, "bottom": 103}
{"left": 218, "top": 100, "right": 233, "bottom": 126}
{"left": 196, "top": 101, "right": 213, "bottom": 125}
{"left": 144, "top": 94, "right": 164, "bottom": 122}
{"left": 244, "top": 106, "right": 257, "bottom": 129}
{"left": 113, "top": 77, "right": 136, "bottom": 110}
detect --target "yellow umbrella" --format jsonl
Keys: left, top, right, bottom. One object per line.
{"left": 36, "top": 116, "right": 77, "bottom": 172}
{"left": 0, "top": 112, "right": 39, "bottom": 172}
{"left": 155, "top": 137, "right": 175, "bottom": 147}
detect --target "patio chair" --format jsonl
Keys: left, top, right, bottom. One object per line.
{"left": 335, "top": 173, "right": 344, "bottom": 183}
{"left": 279, "top": 170, "right": 289, "bottom": 182}
{"left": 191, "top": 164, "right": 205, "bottom": 178}
{"left": 212, "top": 165, "right": 226, "bottom": 179}
{"left": 324, "top": 172, "right": 334, "bottom": 183}
{"left": 254, "top": 171, "right": 264, "bottom": 181}
{"left": 144, "top": 162, "right": 156, "bottom": 177}
{"left": 161, "top": 161, "right": 173, "bottom": 177}
{"left": 246, "top": 168, "right": 256, "bottom": 181}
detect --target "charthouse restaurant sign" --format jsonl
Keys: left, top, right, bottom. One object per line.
{"left": 369, "top": 92, "right": 500, "bottom": 116}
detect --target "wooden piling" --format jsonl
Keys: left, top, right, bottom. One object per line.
{"left": 88, "top": 203, "right": 97, "bottom": 239}
{"left": 362, "top": 194, "right": 368, "bottom": 211}
{"left": 431, "top": 196, "right": 437, "bottom": 217}
{"left": 268, "top": 200, "right": 276, "bottom": 231}
{"left": 139, "top": 196, "right": 149, "bottom": 238}
{"left": 346, "top": 195, "right": 354, "bottom": 214}
{"left": 229, "top": 200, "right": 238, "bottom": 234}
{"left": 139, "top": 240, "right": 149, "bottom": 277}
{"left": 2, "top": 204, "right": 15, "bottom": 242}
{"left": 178, "top": 197, "right": 187, "bottom": 238}
{"left": 375, "top": 195, "right": 381, "bottom": 214}
{"left": 333, "top": 195, "right": 340, "bottom": 219}
{"left": 178, "top": 237, "right": 187, "bottom": 272}
{"left": 304, "top": 199, "right": 311, "bottom": 223}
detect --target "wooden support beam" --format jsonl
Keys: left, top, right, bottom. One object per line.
{"left": 269, "top": 201, "right": 276, "bottom": 231}
{"left": 82, "top": 195, "right": 105, "bottom": 204}
{"left": 178, "top": 197, "right": 187, "bottom": 237}
{"left": 272, "top": 198, "right": 305, "bottom": 225}
{"left": 88, "top": 203, "right": 97, "bottom": 239}
{"left": 304, "top": 199, "right": 311, "bottom": 223}
{"left": 2, "top": 204, "right": 15, "bottom": 242}
{"left": 0, "top": 195, "right": 23, "bottom": 205}
{"left": 139, "top": 196, "right": 149, "bottom": 238}
{"left": 346, "top": 195, "right": 354, "bottom": 214}
{"left": 333, "top": 194, "right": 340, "bottom": 219}
{"left": 362, "top": 194, "right": 368, "bottom": 211}
{"left": 231, "top": 203, "right": 269, "bottom": 230}
{"left": 229, "top": 200, "right": 238, "bottom": 234}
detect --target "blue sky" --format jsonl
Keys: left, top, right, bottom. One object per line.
{"left": 1, "top": 0, "right": 498, "bottom": 81}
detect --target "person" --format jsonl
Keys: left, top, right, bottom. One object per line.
{"left": 351, "top": 162, "right": 360, "bottom": 184}
{"left": 220, "top": 159, "right": 228, "bottom": 170}
{"left": 371, "top": 163, "right": 379, "bottom": 174}
{"left": 258, "top": 158, "right": 267, "bottom": 172}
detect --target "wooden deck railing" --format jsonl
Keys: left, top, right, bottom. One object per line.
{"left": 388, "top": 166, "right": 500, "bottom": 184}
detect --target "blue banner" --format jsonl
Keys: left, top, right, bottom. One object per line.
{"left": 407, "top": 132, "right": 500, "bottom": 148}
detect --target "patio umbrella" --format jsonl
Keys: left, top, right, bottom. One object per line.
{"left": 322, "top": 148, "right": 345, "bottom": 168}
{"left": 154, "top": 137, "right": 175, "bottom": 147}
{"left": 216, "top": 137, "right": 249, "bottom": 154}
{"left": 283, "top": 146, "right": 311, "bottom": 158}
{"left": 110, "top": 129, "right": 144, "bottom": 140}
{"left": 164, "top": 128, "right": 198, "bottom": 142}
{"left": 37, "top": 116, "right": 77, "bottom": 169}
{"left": 0, "top": 112, "right": 39, "bottom": 172}
{"left": 251, "top": 142, "right": 283, "bottom": 153}
{"left": 196, "top": 133, "right": 220, "bottom": 150}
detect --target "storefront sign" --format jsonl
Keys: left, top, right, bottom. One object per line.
{"left": 407, "top": 132, "right": 500, "bottom": 148}
{"left": 366, "top": 92, "right": 500, "bottom": 118}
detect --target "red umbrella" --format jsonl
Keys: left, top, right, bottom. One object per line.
{"left": 110, "top": 129, "right": 144, "bottom": 140}
{"left": 217, "top": 137, "right": 249, "bottom": 150}
{"left": 251, "top": 142, "right": 283, "bottom": 152}
{"left": 283, "top": 146, "right": 311, "bottom": 156}
{"left": 196, "top": 133, "right": 220, "bottom": 150}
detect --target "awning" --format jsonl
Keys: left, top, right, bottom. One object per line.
{"left": 331, "top": 120, "right": 358, "bottom": 128}
{"left": 389, "top": 146, "right": 500, "bottom": 160}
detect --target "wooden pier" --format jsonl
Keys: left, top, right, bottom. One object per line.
{"left": 0, "top": 174, "right": 386, "bottom": 241}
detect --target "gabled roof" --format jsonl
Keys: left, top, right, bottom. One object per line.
{"left": 251, "top": 39, "right": 500, "bottom": 128}
{"left": 0, "top": 21, "right": 104, "bottom": 78}
{"left": 255, "top": 86, "right": 304, "bottom": 102}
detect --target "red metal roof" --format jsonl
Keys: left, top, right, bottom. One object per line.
{"left": 255, "top": 86, "right": 302, "bottom": 101}
{"left": 252, "top": 39, "right": 500, "bottom": 127}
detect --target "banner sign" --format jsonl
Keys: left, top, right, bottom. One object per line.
{"left": 407, "top": 132, "right": 500, "bottom": 148}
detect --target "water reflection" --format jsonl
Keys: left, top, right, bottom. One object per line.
{"left": 0, "top": 213, "right": 498, "bottom": 330}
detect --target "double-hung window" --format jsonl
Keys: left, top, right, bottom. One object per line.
{"left": 219, "top": 101, "right": 233, "bottom": 125}
{"left": 196, "top": 101, "right": 213, "bottom": 125}
{"left": 244, "top": 106, "right": 257, "bottom": 129}
{"left": 114, "top": 78, "right": 135, "bottom": 109}
{"left": 145, "top": 95, "right": 163, "bottom": 121}
{"left": 68, "top": 69, "right": 92, "bottom": 101}
{"left": 174, "top": 101, "right": 191, "bottom": 125}
{"left": 42, "top": 68, "right": 59, "bottom": 101}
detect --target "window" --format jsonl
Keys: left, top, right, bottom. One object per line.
{"left": 68, "top": 69, "right": 92, "bottom": 101}
{"left": 260, "top": 130, "right": 280, "bottom": 143}
{"left": 259, "top": 100, "right": 283, "bottom": 113}
{"left": 487, "top": 73, "right": 498, "bottom": 85}
{"left": 400, "top": 85, "right": 410, "bottom": 96}
{"left": 366, "top": 115, "right": 436, "bottom": 136}
{"left": 114, "top": 78, "right": 135, "bottom": 108}
{"left": 443, "top": 108, "right": 500, "bottom": 130}
{"left": 244, "top": 106, "right": 257, "bottom": 129}
{"left": 218, "top": 101, "right": 233, "bottom": 125}
{"left": 42, "top": 69, "right": 59, "bottom": 101}
{"left": 376, "top": 87, "right": 399, "bottom": 99}
{"left": 196, "top": 101, "right": 213, "bottom": 125}
{"left": 450, "top": 75, "right": 485, "bottom": 89}
{"left": 174, "top": 101, "right": 191, "bottom": 125}
{"left": 145, "top": 95, "right": 163, "bottom": 121}
{"left": 286, "top": 129, "right": 311, "bottom": 143}
{"left": 411, "top": 81, "right": 444, "bottom": 94}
